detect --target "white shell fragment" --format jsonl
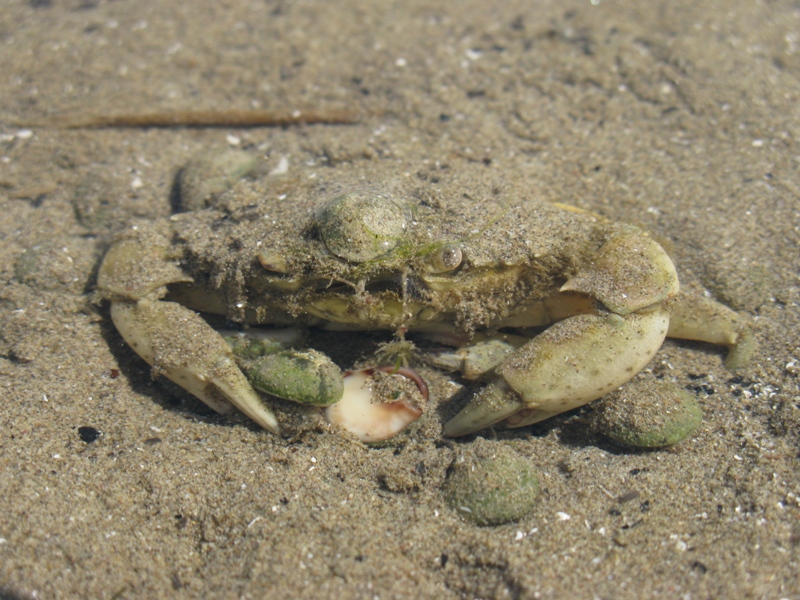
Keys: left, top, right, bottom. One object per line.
{"left": 324, "top": 369, "right": 423, "bottom": 442}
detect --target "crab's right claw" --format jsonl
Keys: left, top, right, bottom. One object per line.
{"left": 442, "top": 379, "right": 523, "bottom": 437}
{"left": 444, "top": 309, "right": 670, "bottom": 437}
{"left": 110, "top": 299, "right": 280, "bottom": 434}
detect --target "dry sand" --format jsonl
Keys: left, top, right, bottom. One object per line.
{"left": 1, "top": 0, "right": 799, "bottom": 598}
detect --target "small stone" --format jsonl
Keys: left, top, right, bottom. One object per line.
{"left": 444, "top": 438, "right": 540, "bottom": 526}
{"left": 77, "top": 426, "right": 102, "bottom": 443}
{"left": 72, "top": 168, "right": 129, "bottom": 232}
{"left": 786, "top": 360, "right": 799, "bottom": 376}
{"left": 593, "top": 379, "right": 702, "bottom": 448}
{"left": 244, "top": 349, "right": 343, "bottom": 407}
{"left": 725, "top": 326, "right": 757, "bottom": 371}
{"left": 14, "top": 238, "right": 94, "bottom": 293}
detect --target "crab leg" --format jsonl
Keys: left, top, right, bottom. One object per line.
{"left": 666, "top": 292, "right": 755, "bottom": 370}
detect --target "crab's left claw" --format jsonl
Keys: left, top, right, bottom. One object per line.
{"left": 110, "top": 299, "right": 280, "bottom": 434}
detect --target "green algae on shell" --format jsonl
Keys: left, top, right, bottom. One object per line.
{"left": 592, "top": 379, "right": 703, "bottom": 448}
{"left": 444, "top": 438, "right": 540, "bottom": 526}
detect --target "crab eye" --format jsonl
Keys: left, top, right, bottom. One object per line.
{"left": 256, "top": 249, "right": 288, "bottom": 273}
{"left": 425, "top": 243, "right": 462, "bottom": 274}
{"left": 317, "top": 192, "right": 408, "bottom": 263}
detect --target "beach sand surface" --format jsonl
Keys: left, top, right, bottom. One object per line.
{"left": 1, "top": 1, "right": 799, "bottom": 598}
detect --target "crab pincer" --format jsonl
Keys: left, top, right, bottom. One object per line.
{"left": 98, "top": 227, "right": 281, "bottom": 434}
{"left": 444, "top": 230, "right": 678, "bottom": 436}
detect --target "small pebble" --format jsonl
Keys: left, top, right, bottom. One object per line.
{"left": 593, "top": 379, "right": 702, "bottom": 448}
{"left": 77, "top": 426, "right": 102, "bottom": 443}
{"left": 244, "top": 349, "right": 343, "bottom": 407}
{"left": 14, "top": 240, "right": 91, "bottom": 293}
{"left": 444, "top": 438, "right": 540, "bottom": 526}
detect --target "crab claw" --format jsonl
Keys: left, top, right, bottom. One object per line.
{"left": 444, "top": 228, "right": 680, "bottom": 437}
{"left": 110, "top": 299, "right": 280, "bottom": 434}
{"left": 442, "top": 379, "right": 523, "bottom": 437}
{"left": 444, "top": 308, "right": 670, "bottom": 437}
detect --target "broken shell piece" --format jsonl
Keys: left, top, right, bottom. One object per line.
{"left": 324, "top": 367, "right": 426, "bottom": 442}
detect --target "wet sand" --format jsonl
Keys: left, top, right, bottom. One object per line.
{"left": 1, "top": 1, "right": 799, "bottom": 598}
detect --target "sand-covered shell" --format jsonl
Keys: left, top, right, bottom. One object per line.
{"left": 316, "top": 191, "right": 408, "bottom": 263}
{"left": 444, "top": 438, "right": 540, "bottom": 526}
{"left": 592, "top": 379, "right": 702, "bottom": 448}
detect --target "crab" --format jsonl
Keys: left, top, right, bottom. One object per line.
{"left": 96, "top": 150, "right": 753, "bottom": 438}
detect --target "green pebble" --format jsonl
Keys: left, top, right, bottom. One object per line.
{"left": 444, "top": 438, "right": 540, "bottom": 526}
{"left": 244, "top": 349, "right": 343, "bottom": 407}
{"left": 593, "top": 379, "right": 702, "bottom": 448}
{"left": 316, "top": 192, "right": 408, "bottom": 263}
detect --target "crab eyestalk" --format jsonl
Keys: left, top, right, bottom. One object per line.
{"left": 423, "top": 242, "right": 463, "bottom": 274}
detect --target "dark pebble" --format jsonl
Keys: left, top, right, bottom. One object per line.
{"left": 77, "top": 426, "right": 102, "bottom": 443}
